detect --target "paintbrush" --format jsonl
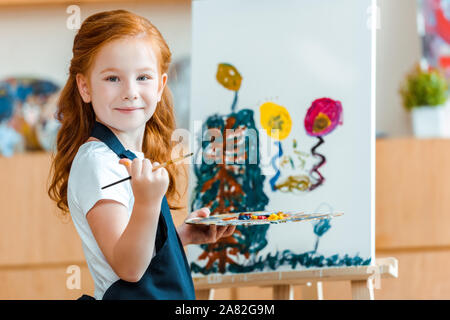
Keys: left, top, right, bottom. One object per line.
{"left": 101, "top": 152, "right": 194, "bottom": 190}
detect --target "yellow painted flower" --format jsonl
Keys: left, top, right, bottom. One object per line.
{"left": 216, "top": 63, "right": 242, "bottom": 91}
{"left": 260, "top": 102, "right": 292, "bottom": 141}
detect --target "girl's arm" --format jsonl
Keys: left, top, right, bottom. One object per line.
{"left": 87, "top": 158, "right": 169, "bottom": 283}
{"left": 87, "top": 197, "right": 161, "bottom": 282}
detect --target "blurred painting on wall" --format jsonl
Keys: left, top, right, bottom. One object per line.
{"left": 418, "top": 0, "right": 450, "bottom": 79}
{"left": 0, "top": 77, "right": 61, "bottom": 157}
{"left": 168, "top": 57, "right": 191, "bottom": 130}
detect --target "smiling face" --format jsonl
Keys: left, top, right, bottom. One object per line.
{"left": 76, "top": 36, "right": 167, "bottom": 133}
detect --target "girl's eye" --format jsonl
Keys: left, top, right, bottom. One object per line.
{"left": 137, "top": 75, "right": 152, "bottom": 81}
{"left": 106, "top": 76, "right": 119, "bottom": 82}
{"left": 105, "top": 75, "right": 152, "bottom": 82}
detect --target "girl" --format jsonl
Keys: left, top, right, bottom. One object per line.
{"left": 48, "top": 10, "right": 235, "bottom": 300}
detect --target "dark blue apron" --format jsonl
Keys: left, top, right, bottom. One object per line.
{"left": 78, "top": 121, "right": 196, "bottom": 300}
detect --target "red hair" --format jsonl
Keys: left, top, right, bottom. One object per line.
{"left": 48, "top": 10, "right": 185, "bottom": 215}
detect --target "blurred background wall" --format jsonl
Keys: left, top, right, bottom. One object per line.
{"left": 377, "top": 0, "right": 421, "bottom": 136}
{"left": 0, "top": 0, "right": 422, "bottom": 136}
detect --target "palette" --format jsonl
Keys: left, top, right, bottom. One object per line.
{"left": 185, "top": 210, "right": 343, "bottom": 226}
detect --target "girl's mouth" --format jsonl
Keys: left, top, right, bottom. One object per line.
{"left": 115, "top": 108, "right": 143, "bottom": 114}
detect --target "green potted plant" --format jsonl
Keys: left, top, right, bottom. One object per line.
{"left": 399, "top": 64, "right": 449, "bottom": 137}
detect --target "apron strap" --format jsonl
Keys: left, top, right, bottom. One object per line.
{"left": 90, "top": 120, "right": 166, "bottom": 252}
{"left": 90, "top": 121, "right": 138, "bottom": 160}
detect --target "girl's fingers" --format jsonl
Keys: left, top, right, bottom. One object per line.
{"left": 142, "top": 158, "right": 152, "bottom": 177}
{"left": 216, "top": 226, "right": 228, "bottom": 239}
{"left": 131, "top": 158, "right": 142, "bottom": 177}
{"left": 197, "top": 207, "right": 210, "bottom": 218}
{"left": 223, "top": 225, "right": 236, "bottom": 237}
{"left": 119, "top": 158, "right": 132, "bottom": 175}
{"left": 152, "top": 161, "right": 164, "bottom": 176}
{"left": 208, "top": 225, "right": 217, "bottom": 241}
{"left": 160, "top": 167, "right": 169, "bottom": 179}
{"left": 215, "top": 225, "right": 235, "bottom": 239}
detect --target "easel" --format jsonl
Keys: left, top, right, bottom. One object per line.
{"left": 194, "top": 257, "right": 398, "bottom": 300}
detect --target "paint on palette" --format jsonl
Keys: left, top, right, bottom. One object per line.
{"left": 185, "top": 211, "right": 342, "bottom": 226}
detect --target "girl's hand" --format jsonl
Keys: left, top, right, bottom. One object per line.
{"left": 177, "top": 208, "right": 236, "bottom": 246}
{"left": 119, "top": 158, "right": 169, "bottom": 207}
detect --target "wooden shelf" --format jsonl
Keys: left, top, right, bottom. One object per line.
{"left": 376, "top": 138, "right": 450, "bottom": 249}
{"left": 0, "top": 0, "right": 184, "bottom": 6}
{"left": 0, "top": 151, "right": 92, "bottom": 298}
{"left": 0, "top": 151, "right": 84, "bottom": 266}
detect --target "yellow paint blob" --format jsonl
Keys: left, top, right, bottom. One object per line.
{"left": 259, "top": 102, "right": 292, "bottom": 141}
{"left": 216, "top": 63, "right": 242, "bottom": 91}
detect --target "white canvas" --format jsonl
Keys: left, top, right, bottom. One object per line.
{"left": 187, "top": 0, "right": 376, "bottom": 277}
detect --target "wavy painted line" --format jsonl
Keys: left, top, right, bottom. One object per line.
{"left": 269, "top": 141, "right": 283, "bottom": 191}
{"left": 309, "top": 136, "right": 326, "bottom": 191}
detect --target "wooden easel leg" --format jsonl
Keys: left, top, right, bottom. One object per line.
{"left": 196, "top": 288, "right": 215, "bottom": 300}
{"left": 301, "top": 281, "right": 323, "bottom": 300}
{"left": 351, "top": 279, "right": 374, "bottom": 300}
{"left": 273, "top": 285, "right": 294, "bottom": 300}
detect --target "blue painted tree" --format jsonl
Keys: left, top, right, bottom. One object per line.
{"left": 190, "top": 63, "right": 270, "bottom": 274}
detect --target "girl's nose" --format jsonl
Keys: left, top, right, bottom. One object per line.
{"left": 122, "top": 80, "right": 138, "bottom": 100}
{"left": 123, "top": 95, "right": 137, "bottom": 100}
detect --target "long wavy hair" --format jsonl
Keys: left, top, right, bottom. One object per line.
{"left": 48, "top": 10, "right": 186, "bottom": 216}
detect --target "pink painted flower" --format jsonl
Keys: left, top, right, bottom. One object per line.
{"left": 304, "top": 98, "right": 343, "bottom": 136}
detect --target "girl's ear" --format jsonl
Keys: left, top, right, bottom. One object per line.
{"left": 75, "top": 73, "right": 92, "bottom": 103}
{"left": 157, "top": 73, "right": 168, "bottom": 103}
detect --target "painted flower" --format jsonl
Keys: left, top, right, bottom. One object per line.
{"left": 260, "top": 102, "right": 292, "bottom": 141}
{"left": 304, "top": 98, "right": 343, "bottom": 136}
{"left": 216, "top": 63, "right": 242, "bottom": 91}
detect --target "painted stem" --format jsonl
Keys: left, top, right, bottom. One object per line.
{"left": 231, "top": 90, "right": 238, "bottom": 112}
{"left": 313, "top": 237, "right": 319, "bottom": 253}
{"left": 309, "top": 136, "right": 326, "bottom": 191}
{"left": 269, "top": 141, "right": 283, "bottom": 191}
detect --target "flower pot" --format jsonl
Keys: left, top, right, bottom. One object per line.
{"left": 411, "top": 103, "right": 450, "bottom": 138}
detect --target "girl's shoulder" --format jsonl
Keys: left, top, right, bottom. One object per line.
{"left": 73, "top": 140, "right": 117, "bottom": 169}
{"left": 68, "top": 140, "right": 133, "bottom": 218}
{"left": 69, "top": 140, "right": 126, "bottom": 193}
{"left": 73, "top": 138, "right": 145, "bottom": 169}
{"left": 78, "top": 140, "right": 113, "bottom": 156}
